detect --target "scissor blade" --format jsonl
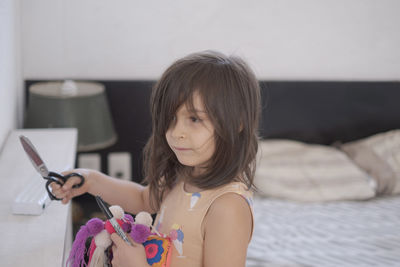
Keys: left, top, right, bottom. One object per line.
{"left": 19, "top": 135, "right": 49, "bottom": 177}
{"left": 95, "top": 195, "right": 113, "bottom": 219}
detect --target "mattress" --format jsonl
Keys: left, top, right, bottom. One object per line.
{"left": 247, "top": 195, "right": 400, "bottom": 267}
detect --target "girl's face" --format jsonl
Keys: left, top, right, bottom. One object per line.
{"left": 165, "top": 92, "right": 215, "bottom": 174}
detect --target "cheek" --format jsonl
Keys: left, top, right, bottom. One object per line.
{"left": 195, "top": 134, "right": 215, "bottom": 154}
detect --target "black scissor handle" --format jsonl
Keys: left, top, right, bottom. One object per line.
{"left": 45, "top": 179, "right": 61, "bottom": 200}
{"left": 62, "top": 172, "right": 85, "bottom": 188}
{"left": 45, "top": 171, "right": 85, "bottom": 201}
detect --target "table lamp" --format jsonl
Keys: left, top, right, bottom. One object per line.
{"left": 24, "top": 80, "right": 117, "bottom": 152}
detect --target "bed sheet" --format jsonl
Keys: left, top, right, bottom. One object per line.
{"left": 247, "top": 195, "right": 400, "bottom": 267}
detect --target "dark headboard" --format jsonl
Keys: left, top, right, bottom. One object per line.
{"left": 259, "top": 81, "right": 400, "bottom": 144}
{"left": 25, "top": 80, "right": 400, "bottom": 182}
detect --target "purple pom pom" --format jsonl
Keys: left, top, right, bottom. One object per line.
{"left": 67, "top": 218, "right": 104, "bottom": 267}
{"left": 130, "top": 224, "right": 151, "bottom": 243}
{"left": 86, "top": 218, "right": 104, "bottom": 235}
{"left": 122, "top": 221, "right": 132, "bottom": 233}
{"left": 122, "top": 214, "right": 134, "bottom": 233}
{"left": 124, "top": 214, "right": 134, "bottom": 223}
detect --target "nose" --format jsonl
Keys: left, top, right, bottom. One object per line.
{"left": 170, "top": 117, "right": 186, "bottom": 139}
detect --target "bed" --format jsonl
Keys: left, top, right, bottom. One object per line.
{"left": 247, "top": 195, "right": 400, "bottom": 267}
{"left": 247, "top": 82, "right": 400, "bottom": 267}
{"left": 25, "top": 80, "right": 400, "bottom": 266}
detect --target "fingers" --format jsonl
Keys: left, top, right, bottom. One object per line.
{"left": 51, "top": 169, "right": 88, "bottom": 203}
{"left": 61, "top": 170, "right": 80, "bottom": 178}
{"left": 49, "top": 179, "right": 76, "bottom": 203}
{"left": 62, "top": 176, "right": 83, "bottom": 191}
{"left": 111, "top": 233, "right": 124, "bottom": 248}
{"left": 111, "top": 233, "right": 137, "bottom": 247}
{"left": 50, "top": 183, "right": 68, "bottom": 200}
{"left": 126, "top": 234, "right": 135, "bottom": 245}
{"left": 111, "top": 233, "right": 147, "bottom": 267}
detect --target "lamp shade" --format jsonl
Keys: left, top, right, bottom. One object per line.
{"left": 25, "top": 81, "right": 117, "bottom": 152}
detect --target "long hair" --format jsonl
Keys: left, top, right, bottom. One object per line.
{"left": 143, "top": 50, "right": 261, "bottom": 211}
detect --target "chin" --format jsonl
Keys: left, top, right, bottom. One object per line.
{"left": 175, "top": 156, "right": 197, "bottom": 167}
{"left": 176, "top": 159, "right": 195, "bottom": 167}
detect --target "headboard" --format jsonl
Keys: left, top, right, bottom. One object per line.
{"left": 25, "top": 80, "right": 400, "bottom": 181}
{"left": 259, "top": 81, "right": 400, "bottom": 144}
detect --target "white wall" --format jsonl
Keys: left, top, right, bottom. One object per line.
{"left": 21, "top": 0, "right": 400, "bottom": 81}
{"left": 0, "top": 0, "right": 22, "bottom": 147}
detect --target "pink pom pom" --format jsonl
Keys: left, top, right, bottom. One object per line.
{"left": 104, "top": 219, "right": 124, "bottom": 234}
{"left": 130, "top": 224, "right": 151, "bottom": 243}
{"left": 88, "top": 238, "right": 96, "bottom": 263}
{"left": 104, "top": 220, "right": 113, "bottom": 234}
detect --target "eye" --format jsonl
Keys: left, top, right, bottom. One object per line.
{"left": 190, "top": 116, "right": 201, "bottom": 123}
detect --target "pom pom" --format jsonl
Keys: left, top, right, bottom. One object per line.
{"left": 124, "top": 213, "right": 134, "bottom": 223}
{"left": 104, "top": 220, "right": 114, "bottom": 234}
{"left": 109, "top": 205, "right": 124, "bottom": 219}
{"left": 104, "top": 219, "right": 124, "bottom": 234}
{"left": 94, "top": 229, "right": 112, "bottom": 248}
{"left": 122, "top": 221, "right": 132, "bottom": 233}
{"left": 135, "top": 211, "right": 153, "bottom": 227}
{"left": 88, "top": 238, "right": 97, "bottom": 263}
{"left": 130, "top": 224, "right": 151, "bottom": 243}
{"left": 89, "top": 247, "right": 105, "bottom": 267}
{"left": 67, "top": 218, "right": 104, "bottom": 267}
{"left": 123, "top": 214, "right": 134, "bottom": 232}
{"left": 86, "top": 218, "right": 104, "bottom": 235}
{"left": 89, "top": 230, "right": 111, "bottom": 267}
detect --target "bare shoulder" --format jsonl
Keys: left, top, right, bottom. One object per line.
{"left": 209, "top": 192, "right": 252, "bottom": 220}
{"left": 203, "top": 193, "right": 253, "bottom": 267}
{"left": 206, "top": 193, "right": 253, "bottom": 237}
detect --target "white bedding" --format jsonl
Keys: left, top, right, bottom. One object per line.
{"left": 247, "top": 195, "right": 400, "bottom": 267}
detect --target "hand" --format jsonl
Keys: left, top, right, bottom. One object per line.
{"left": 111, "top": 233, "right": 150, "bottom": 267}
{"left": 50, "top": 168, "right": 91, "bottom": 204}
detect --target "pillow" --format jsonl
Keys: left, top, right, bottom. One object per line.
{"left": 340, "top": 130, "right": 400, "bottom": 195}
{"left": 254, "top": 139, "right": 376, "bottom": 202}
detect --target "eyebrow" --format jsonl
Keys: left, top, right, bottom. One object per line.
{"left": 185, "top": 107, "right": 207, "bottom": 114}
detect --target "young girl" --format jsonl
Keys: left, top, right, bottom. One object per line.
{"left": 53, "top": 50, "right": 261, "bottom": 267}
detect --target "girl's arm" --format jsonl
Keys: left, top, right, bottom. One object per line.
{"left": 203, "top": 193, "right": 253, "bottom": 267}
{"left": 53, "top": 169, "right": 155, "bottom": 214}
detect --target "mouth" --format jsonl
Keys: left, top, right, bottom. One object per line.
{"left": 173, "top": 146, "right": 191, "bottom": 151}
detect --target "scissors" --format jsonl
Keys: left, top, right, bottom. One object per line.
{"left": 19, "top": 135, "right": 85, "bottom": 201}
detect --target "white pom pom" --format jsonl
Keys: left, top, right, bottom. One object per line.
{"left": 135, "top": 211, "right": 153, "bottom": 227}
{"left": 94, "top": 229, "right": 112, "bottom": 248}
{"left": 109, "top": 205, "right": 124, "bottom": 219}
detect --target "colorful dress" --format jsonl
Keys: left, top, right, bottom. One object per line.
{"left": 153, "top": 180, "right": 254, "bottom": 267}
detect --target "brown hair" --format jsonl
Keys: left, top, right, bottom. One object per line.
{"left": 143, "top": 50, "right": 261, "bottom": 211}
